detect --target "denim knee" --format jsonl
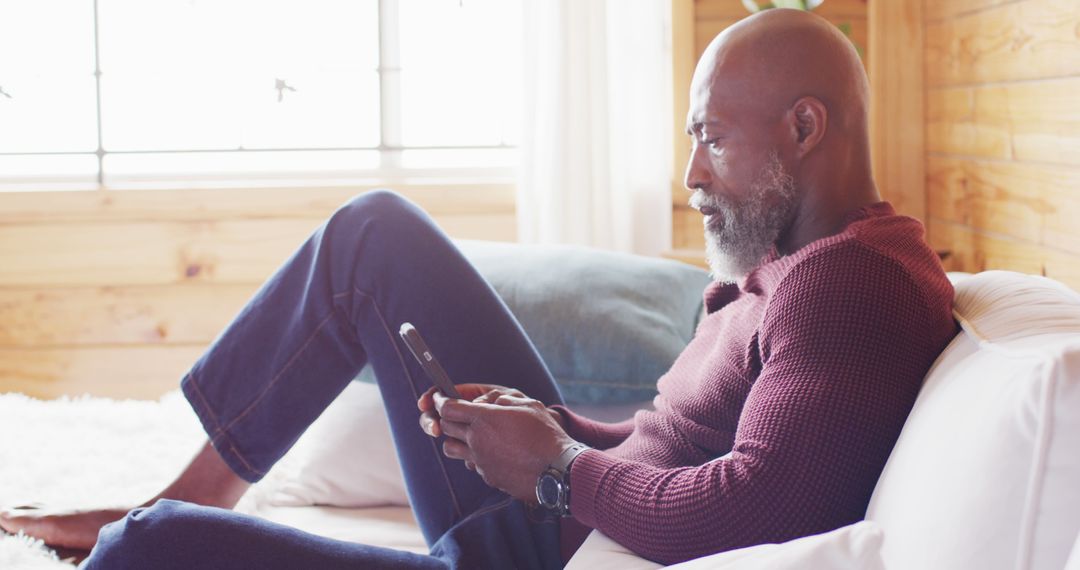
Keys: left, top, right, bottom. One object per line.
{"left": 325, "top": 189, "right": 441, "bottom": 254}
{"left": 82, "top": 500, "right": 194, "bottom": 569}
{"left": 331, "top": 189, "right": 421, "bottom": 229}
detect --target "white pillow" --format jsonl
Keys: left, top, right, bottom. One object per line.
{"left": 270, "top": 381, "right": 410, "bottom": 508}
{"left": 271, "top": 381, "right": 652, "bottom": 509}
{"left": 867, "top": 271, "right": 1080, "bottom": 570}
{"left": 564, "top": 529, "right": 662, "bottom": 570}
{"left": 564, "top": 522, "right": 884, "bottom": 570}
{"left": 1067, "top": 530, "right": 1080, "bottom": 570}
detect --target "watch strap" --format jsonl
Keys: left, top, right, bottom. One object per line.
{"left": 552, "top": 442, "right": 590, "bottom": 475}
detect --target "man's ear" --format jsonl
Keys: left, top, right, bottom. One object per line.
{"left": 788, "top": 96, "right": 827, "bottom": 157}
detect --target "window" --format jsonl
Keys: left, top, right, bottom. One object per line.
{"left": 0, "top": 0, "right": 521, "bottom": 189}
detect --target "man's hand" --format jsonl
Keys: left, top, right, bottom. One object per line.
{"left": 416, "top": 384, "right": 577, "bottom": 502}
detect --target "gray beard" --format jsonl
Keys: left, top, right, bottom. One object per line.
{"left": 690, "top": 152, "right": 798, "bottom": 283}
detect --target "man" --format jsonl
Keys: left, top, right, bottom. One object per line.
{"left": 0, "top": 9, "right": 957, "bottom": 568}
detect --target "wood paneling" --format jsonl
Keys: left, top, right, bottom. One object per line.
{"left": 0, "top": 185, "right": 516, "bottom": 399}
{"left": 0, "top": 218, "right": 320, "bottom": 287}
{"left": 925, "top": 0, "right": 1080, "bottom": 87}
{"left": 925, "top": 0, "right": 1020, "bottom": 22}
{"left": 925, "top": 89, "right": 1010, "bottom": 160}
{"left": 928, "top": 219, "right": 1080, "bottom": 291}
{"left": 672, "top": 206, "right": 706, "bottom": 251}
{"left": 870, "top": 0, "right": 924, "bottom": 220}
{"left": 926, "top": 78, "right": 1080, "bottom": 165}
{"left": 0, "top": 184, "right": 515, "bottom": 224}
{"left": 925, "top": 0, "right": 1080, "bottom": 294}
{"left": 0, "top": 284, "right": 258, "bottom": 347}
{"left": 0, "top": 214, "right": 514, "bottom": 287}
{"left": 662, "top": 248, "right": 710, "bottom": 270}
{"left": 672, "top": 0, "right": 697, "bottom": 213}
{"left": 0, "top": 346, "right": 205, "bottom": 400}
{"left": 926, "top": 156, "right": 1080, "bottom": 255}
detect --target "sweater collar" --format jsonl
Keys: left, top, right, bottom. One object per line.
{"left": 702, "top": 201, "right": 895, "bottom": 313}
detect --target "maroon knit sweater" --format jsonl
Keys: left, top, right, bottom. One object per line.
{"left": 553, "top": 202, "right": 957, "bottom": 565}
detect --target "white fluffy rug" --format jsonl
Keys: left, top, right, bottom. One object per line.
{"left": 0, "top": 391, "right": 293, "bottom": 568}
{"left": 0, "top": 386, "right": 643, "bottom": 567}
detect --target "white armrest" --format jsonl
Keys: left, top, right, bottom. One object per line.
{"left": 566, "top": 522, "right": 885, "bottom": 570}
{"left": 564, "top": 530, "right": 662, "bottom": 570}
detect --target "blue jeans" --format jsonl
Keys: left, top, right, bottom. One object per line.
{"left": 82, "top": 191, "right": 566, "bottom": 569}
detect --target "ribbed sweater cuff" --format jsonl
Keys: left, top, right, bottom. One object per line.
{"left": 551, "top": 405, "right": 634, "bottom": 448}
{"left": 569, "top": 448, "right": 620, "bottom": 529}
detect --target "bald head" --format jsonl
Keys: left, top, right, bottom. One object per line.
{"left": 684, "top": 9, "right": 880, "bottom": 282}
{"left": 692, "top": 8, "right": 869, "bottom": 136}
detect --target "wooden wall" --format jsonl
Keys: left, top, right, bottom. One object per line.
{"left": 869, "top": 0, "right": 924, "bottom": 221}
{"left": 671, "top": 0, "right": 870, "bottom": 255}
{"left": 672, "top": 0, "right": 1080, "bottom": 293}
{"left": 8, "top": 1, "right": 1078, "bottom": 400}
{"left": 924, "top": 0, "right": 1080, "bottom": 290}
{"left": 0, "top": 185, "right": 515, "bottom": 399}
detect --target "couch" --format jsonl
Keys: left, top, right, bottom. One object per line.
{"left": 254, "top": 257, "right": 1080, "bottom": 568}
{"left": 565, "top": 270, "right": 1080, "bottom": 569}
{"left": 4, "top": 245, "right": 1079, "bottom": 569}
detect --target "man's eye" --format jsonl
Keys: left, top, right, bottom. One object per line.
{"left": 705, "top": 139, "right": 722, "bottom": 151}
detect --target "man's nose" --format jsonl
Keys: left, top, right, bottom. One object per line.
{"left": 684, "top": 148, "right": 712, "bottom": 192}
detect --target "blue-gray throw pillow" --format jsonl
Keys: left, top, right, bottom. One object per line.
{"left": 356, "top": 240, "right": 711, "bottom": 405}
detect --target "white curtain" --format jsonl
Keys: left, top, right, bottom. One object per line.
{"left": 518, "top": 0, "right": 674, "bottom": 256}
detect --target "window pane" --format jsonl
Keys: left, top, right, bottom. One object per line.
{"left": 0, "top": 0, "right": 97, "bottom": 153}
{"left": 400, "top": 148, "right": 516, "bottom": 169}
{"left": 103, "top": 150, "right": 380, "bottom": 185}
{"left": 238, "top": 71, "right": 381, "bottom": 150}
{"left": 0, "top": 154, "right": 99, "bottom": 189}
{"left": 398, "top": 0, "right": 521, "bottom": 147}
{"left": 99, "top": 0, "right": 380, "bottom": 152}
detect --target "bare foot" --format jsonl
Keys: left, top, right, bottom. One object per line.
{"left": 0, "top": 441, "right": 249, "bottom": 550}
{"left": 0, "top": 506, "right": 131, "bottom": 550}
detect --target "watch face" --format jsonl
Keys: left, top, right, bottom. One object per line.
{"left": 537, "top": 473, "right": 562, "bottom": 509}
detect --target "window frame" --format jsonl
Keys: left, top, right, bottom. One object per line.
{"left": 0, "top": 0, "right": 518, "bottom": 191}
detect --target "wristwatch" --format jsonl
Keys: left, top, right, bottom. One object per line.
{"left": 535, "top": 442, "right": 590, "bottom": 517}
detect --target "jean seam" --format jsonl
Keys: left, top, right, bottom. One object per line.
{"left": 184, "top": 371, "right": 223, "bottom": 431}
{"left": 183, "top": 372, "right": 267, "bottom": 480}
{"left": 225, "top": 442, "right": 266, "bottom": 478}
{"left": 214, "top": 311, "right": 337, "bottom": 438}
{"left": 353, "top": 285, "right": 466, "bottom": 521}
{"left": 453, "top": 497, "right": 514, "bottom": 527}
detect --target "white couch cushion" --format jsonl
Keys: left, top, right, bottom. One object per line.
{"left": 268, "top": 381, "right": 411, "bottom": 509}
{"left": 866, "top": 271, "right": 1080, "bottom": 570}
{"left": 271, "top": 381, "right": 651, "bottom": 509}
{"left": 1067, "top": 531, "right": 1080, "bottom": 570}
{"left": 565, "top": 522, "right": 884, "bottom": 570}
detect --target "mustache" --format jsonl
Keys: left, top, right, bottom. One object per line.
{"left": 688, "top": 191, "right": 725, "bottom": 212}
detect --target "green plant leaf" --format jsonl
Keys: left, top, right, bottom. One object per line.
{"left": 772, "top": 0, "right": 808, "bottom": 9}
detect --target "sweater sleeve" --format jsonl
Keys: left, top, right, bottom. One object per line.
{"left": 566, "top": 245, "right": 948, "bottom": 564}
{"left": 549, "top": 405, "right": 636, "bottom": 450}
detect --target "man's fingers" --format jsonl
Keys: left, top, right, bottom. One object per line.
{"left": 493, "top": 394, "right": 532, "bottom": 407}
{"left": 440, "top": 419, "right": 469, "bottom": 441}
{"left": 472, "top": 389, "right": 501, "bottom": 404}
{"left": 417, "top": 386, "right": 439, "bottom": 412}
{"left": 433, "top": 391, "right": 482, "bottom": 423}
{"left": 441, "top": 437, "right": 472, "bottom": 461}
{"left": 419, "top": 411, "right": 441, "bottom": 437}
